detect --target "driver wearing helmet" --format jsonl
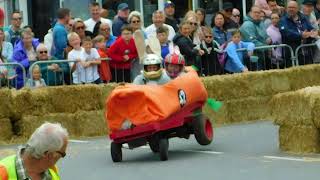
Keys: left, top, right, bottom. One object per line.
{"left": 164, "top": 53, "right": 186, "bottom": 79}
{"left": 133, "top": 54, "right": 171, "bottom": 85}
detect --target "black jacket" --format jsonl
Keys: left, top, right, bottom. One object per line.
{"left": 173, "top": 33, "right": 199, "bottom": 66}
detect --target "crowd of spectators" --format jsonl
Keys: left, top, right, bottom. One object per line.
{"left": 0, "top": 0, "right": 320, "bottom": 89}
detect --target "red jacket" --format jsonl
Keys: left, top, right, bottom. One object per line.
{"left": 97, "top": 48, "right": 112, "bottom": 82}
{"left": 108, "top": 37, "right": 138, "bottom": 69}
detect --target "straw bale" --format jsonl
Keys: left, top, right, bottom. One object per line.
{"left": 288, "top": 65, "right": 320, "bottom": 90}
{"left": 18, "top": 113, "right": 77, "bottom": 138}
{"left": 204, "top": 96, "right": 271, "bottom": 125}
{"left": 271, "top": 91, "right": 316, "bottom": 126}
{"left": 279, "top": 124, "right": 320, "bottom": 153}
{"left": 0, "top": 88, "right": 12, "bottom": 118}
{"left": 75, "top": 110, "right": 106, "bottom": 137}
{"left": 0, "top": 118, "right": 13, "bottom": 141}
{"left": 100, "top": 83, "right": 117, "bottom": 108}
{"left": 47, "top": 85, "right": 103, "bottom": 113}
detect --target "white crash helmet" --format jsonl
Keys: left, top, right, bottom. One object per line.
{"left": 143, "top": 54, "right": 163, "bottom": 79}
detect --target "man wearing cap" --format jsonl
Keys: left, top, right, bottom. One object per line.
{"left": 279, "top": 0, "right": 316, "bottom": 66}
{"left": 164, "top": 1, "right": 179, "bottom": 32}
{"left": 112, "top": 3, "right": 130, "bottom": 37}
{"left": 85, "top": 2, "right": 113, "bottom": 37}
{"left": 221, "top": 2, "right": 238, "bottom": 31}
{"left": 301, "top": 0, "right": 319, "bottom": 30}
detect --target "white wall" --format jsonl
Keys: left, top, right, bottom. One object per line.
{"left": 18, "top": 0, "right": 28, "bottom": 26}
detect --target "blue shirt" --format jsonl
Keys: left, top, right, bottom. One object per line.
{"left": 106, "top": 35, "right": 116, "bottom": 48}
{"left": 161, "top": 43, "right": 170, "bottom": 60}
{"left": 213, "top": 27, "right": 232, "bottom": 46}
{"left": 52, "top": 23, "right": 67, "bottom": 59}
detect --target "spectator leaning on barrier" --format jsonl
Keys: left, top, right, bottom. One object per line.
{"left": 93, "top": 35, "right": 112, "bottom": 83}
{"left": 108, "top": 25, "right": 138, "bottom": 83}
{"left": 67, "top": 32, "right": 84, "bottom": 85}
{"left": 12, "top": 30, "right": 40, "bottom": 89}
{"left": 36, "top": 43, "right": 65, "bottom": 86}
{"left": 112, "top": 3, "right": 130, "bottom": 37}
{"left": 5, "top": 11, "right": 22, "bottom": 47}
{"left": 0, "top": 122, "right": 68, "bottom": 180}
{"left": 85, "top": 2, "right": 113, "bottom": 37}
{"left": 279, "top": 0, "right": 317, "bottom": 66}
{"left": 25, "top": 64, "right": 46, "bottom": 89}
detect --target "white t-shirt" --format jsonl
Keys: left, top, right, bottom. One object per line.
{"left": 84, "top": 18, "right": 113, "bottom": 35}
{"left": 68, "top": 47, "right": 84, "bottom": 84}
{"left": 80, "top": 48, "right": 100, "bottom": 83}
{"left": 145, "top": 24, "right": 176, "bottom": 41}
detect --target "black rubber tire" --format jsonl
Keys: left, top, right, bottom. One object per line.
{"left": 193, "top": 114, "right": 213, "bottom": 145}
{"left": 111, "top": 142, "right": 122, "bottom": 162}
{"left": 149, "top": 138, "right": 159, "bottom": 153}
{"left": 159, "top": 138, "right": 169, "bottom": 161}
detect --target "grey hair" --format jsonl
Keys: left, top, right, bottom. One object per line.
{"left": 36, "top": 43, "right": 47, "bottom": 52}
{"left": 21, "top": 29, "right": 34, "bottom": 39}
{"left": 25, "top": 122, "right": 69, "bottom": 159}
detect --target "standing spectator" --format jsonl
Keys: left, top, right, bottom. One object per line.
{"left": 5, "top": 11, "right": 23, "bottom": 46}
{"left": 73, "top": 19, "right": 93, "bottom": 41}
{"left": 13, "top": 30, "right": 40, "bottom": 89}
{"left": 173, "top": 21, "right": 204, "bottom": 67}
{"left": 0, "top": 28, "right": 15, "bottom": 87}
{"left": 302, "top": 0, "right": 319, "bottom": 30}
{"left": 164, "top": 1, "right": 179, "bottom": 32}
{"left": 67, "top": 32, "right": 84, "bottom": 85}
{"left": 99, "top": 23, "right": 116, "bottom": 48}
{"left": 279, "top": 0, "right": 317, "bottom": 65}
{"left": 267, "top": 0, "right": 284, "bottom": 15}
{"left": 221, "top": 2, "right": 238, "bottom": 31}
{"left": 156, "top": 25, "right": 174, "bottom": 60}
{"left": 255, "top": 0, "right": 272, "bottom": 17}
{"left": 225, "top": 30, "right": 255, "bottom": 73}
{"left": 195, "top": 8, "right": 207, "bottom": 27}
{"left": 36, "top": 43, "right": 65, "bottom": 86}
{"left": 240, "top": 6, "right": 271, "bottom": 47}
{"left": 0, "top": 8, "right": 4, "bottom": 27}
{"left": 52, "top": 8, "right": 71, "bottom": 84}
{"left": 183, "top": 11, "right": 203, "bottom": 47}
{"left": 145, "top": 10, "right": 176, "bottom": 41}
{"left": 128, "top": 11, "right": 146, "bottom": 35}
{"left": 112, "top": 3, "right": 130, "bottom": 37}
{"left": 52, "top": 8, "right": 70, "bottom": 60}
{"left": 267, "top": 12, "right": 283, "bottom": 68}
{"left": 85, "top": 2, "right": 113, "bottom": 37}
{"left": 200, "top": 26, "right": 223, "bottom": 75}
{"left": 93, "top": 35, "right": 112, "bottom": 83}
{"left": 212, "top": 12, "right": 232, "bottom": 46}
{"left": 0, "top": 122, "right": 68, "bottom": 180}
{"left": 231, "top": 8, "right": 241, "bottom": 27}
{"left": 108, "top": 25, "right": 138, "bottom": 83}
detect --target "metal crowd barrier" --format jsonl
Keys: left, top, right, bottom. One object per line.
{"left": 294, "top": 43, "right": 319, "bottom": 66}
{"left": 28, "top": 58, "right": 134, "bottom": 86}
{"left": 0, "top": 62, "right": 26, "bottom": 89}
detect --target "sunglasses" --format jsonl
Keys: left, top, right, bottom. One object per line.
{"left": 13, "top": 17, "right": 22, "bottom": 21}
{"left": 56, "top": 151, "right": 66, "bottom": 158}
{"left": 205, "top": 36, "right": 213, "bottom": 38}
{"left": 76, "top": 26, "right": 85, "bottom": 30}
{"left": 189, "top": 22, "right": 198, "bottom": 26}
{"left": 233, "top": 15, "right": 240, "bottom": 17}
{"left": 38, "top": 50, "right": 48, "bottom": 54}
{"left": 131, "top": 20, "right": 140, "bottom": 24}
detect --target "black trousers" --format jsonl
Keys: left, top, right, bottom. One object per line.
{"left": 110, "top": 67, "right": 131, "bottom": 83}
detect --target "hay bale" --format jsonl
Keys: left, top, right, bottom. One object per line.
{"left": 279, "top": 124, "right": 320, "bottom": 153}
{"left": 0, "top": 118, "right": 13, "bottom": 141}
{"left": 204, "top": 96, "right": 271, "bottom": 125}
{"left": 288, "top": 65, "right": 320, "bottom": 90}
{"left": 18, "top": 113, "right": 77, "bottom": 138}
{"left": 75, "top": 110, "right": 106, "bottom": 137}
{"left": 0, "top": 88, "right": 12, "bottom": 118}
{"left": 100, "top": 83, "right": 117, "bottom": 109}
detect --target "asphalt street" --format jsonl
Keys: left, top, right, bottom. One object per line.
{"left": 1, "top": 121, "right": 320, "bottom": 180}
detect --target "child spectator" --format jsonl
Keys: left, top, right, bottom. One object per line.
{"left": 93, "top": 35, "right": 112, "bottom": 83}
{"left": 133, "top": 54, "right": 170, "bottom": 85}
{"left": 156, "top": 25, "right": 174, "bottom": 60}
{"left": 26, "top": 65, "right": 46, "bottom": 88}
{"left": 224, "top": 30, "right": 255, "bottom": 73}
{"left": 67, "top": 32, "right": 84, "bottom": 84}
{"left": 108, "top": 25, "right": 138, "bottom": 83}
{"left": 81, "top": 36, "right": 101, "bottom": 84}
{"left": 200, "top": 26, "right": 224, "bottom": 76}
{"left": 164, "top": 53, "right": 186, "bottom": 79}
